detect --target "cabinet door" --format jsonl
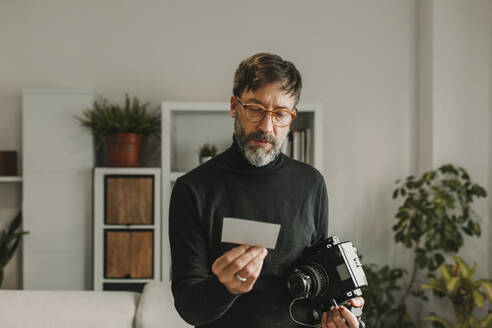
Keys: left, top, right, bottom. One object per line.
{"left": 105, "top": 230, "right": 153, "bottom": 279}
{"left": 105, "top": 231, "right": 131, "bottom": 278}
{"left": 105, "top": 175, "right": 154, "bottom": 225}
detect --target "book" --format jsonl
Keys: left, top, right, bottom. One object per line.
{"left": 300, "top": 129, "right": 306, "bottom": 163}
{"left": 305, "top": 128, "right": 311, "bottom": 165}
{"left": 281, "top": 132, "right": 291, "bottom": 156}
{"left": 293, "top": 130, "right": 301, "bottom": 160}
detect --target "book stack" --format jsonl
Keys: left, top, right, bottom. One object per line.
{"left": 280, "top": 128, "right": 312, "bottom": 164}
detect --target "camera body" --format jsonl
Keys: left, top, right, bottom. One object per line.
{"left": 286, "top": 236, "right": 368, "bottom": 315}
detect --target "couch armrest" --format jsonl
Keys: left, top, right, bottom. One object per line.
{"left": 135, "top": 282, "right": 191, "bottom": 328}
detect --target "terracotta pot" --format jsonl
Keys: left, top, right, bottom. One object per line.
{"left": 105, "top": 133, "right": 144, "bottom": 167}
{"left": 199, "top": 156, "right": 213, "bottom": 164}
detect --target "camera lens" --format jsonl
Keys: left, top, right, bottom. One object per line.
{"left": 303, "top": 264, "right": 329, "bottom": 298}
{"left": 286, "top": 270, "right": 311, "bottom": 298}
{"left": 287, "top": 264, "right": 329, "bottom": 299}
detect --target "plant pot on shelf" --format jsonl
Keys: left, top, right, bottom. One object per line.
{"left": 106, "top": 133, "right": 144, "bottom": 167}
{"left": 199, "top": 156, "right": 213, "bottom": 164}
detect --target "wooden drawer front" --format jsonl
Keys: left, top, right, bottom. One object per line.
{"left": 105, "top": 230, "right": 153, "bottom": 279}
{"left": 105, "top": 176, "right": 154, "bottom": 225}
{"left": 129, "top": 231, "right": 154, "bottom": 278}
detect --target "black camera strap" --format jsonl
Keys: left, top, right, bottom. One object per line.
{"left": 289, "top": 297, "right": 366, "bottom": 328}
{"left": 288, "top": 297, "right": 320, "bottom": 328}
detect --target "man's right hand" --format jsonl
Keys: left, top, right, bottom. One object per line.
{"left": 211, "top": 244, "right": 267, "bottom": 295}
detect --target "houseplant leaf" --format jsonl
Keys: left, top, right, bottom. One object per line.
{"left": 0, "top": 211, "right": 28, "bottom": 288}
{"left": 475, "top": 280, "right": 492, "bottom": 300}
{"left": 480, "top": 313, "right": 492, "bottom": 328}
{"left": 454, "top": 256, "right": 471, "bottom": 278}
{"left": 473, "top": 289, "right": 484, "bottom": 308}
{"left": 446, "top": 277, "right": 460, "bottom": 294}
{"left": 426, "top": 315, "right": 452, "bottom": 328}
{"left": 440, "top": 264, "right": 452, "bottom": 282}
{"left": 421, "top": 281, "right": 446, "bottom": 293}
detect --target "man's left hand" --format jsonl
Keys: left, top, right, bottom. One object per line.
{"left": 321, "top": 297, "right": 364, "bottom": 328}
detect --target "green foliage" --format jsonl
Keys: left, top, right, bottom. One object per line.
{"left": 198, "top": 143, "right": 218, "bottom": 157}
{"left": 362, "top": 262, "right": 426, "bottom": 328}
{"left": 393, "top": 164, "right": 486, "bottom": 272}
{"left": 361, "top": 263, "right": 406, "bottom": 327}
{"left": 76, "top": 93, "right": 161, "bottom": 137}
{"left": 422, "top": 256, "right": 492, "bottom": 328}
{"left": 391, "top": 164, "right": 486, "bottom": 323}
{"left": 363, "top": 164, "right": 487, "bottom": 327}
{"left": 0, "top": 211, "right": 29, "bottom": 288}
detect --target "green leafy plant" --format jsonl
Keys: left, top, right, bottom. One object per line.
{"left": 198, "top": 143, "right": 218, "bottom": 158}
{"left": 392, "top": 164, "right": 487, "bottom": 320}
{"left": 0, "top": 211, "right": 28, "bottom": 288}
{"left": 421, "top": 256, "right": 492, "bottom": 328}
{"left": 363, "top": 164, "right": 487, "bottom": 327}
{"left": 76, "top": 93, "right": 161, "bottom": 138}
{"left": 362, "top": 263, "right": 407, "bottom": 328}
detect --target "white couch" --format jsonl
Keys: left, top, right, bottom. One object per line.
{"left": 0, "top": 281, "right": 191, "bottom": 328}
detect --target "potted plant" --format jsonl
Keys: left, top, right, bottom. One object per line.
{"left": 0, "top": 211, "right": 28, "bottom": 288}
{"left": 76, "top": 93, "right": 160, "bottom": 167}
{"left": 421, "top": 256, "right": 492, "bottom": 328}
{"left": 198, "top": 143, "right": 218, "bottom": 164}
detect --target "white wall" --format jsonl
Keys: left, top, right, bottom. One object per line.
{"left": 417, "top": 0, "right": 492, "bottom": 319}
{"left": 432, "top": 0, "right": 491, "bottom": 276}
{"left": 0, "top": 0, "right": 489, "bottom": 319}
{"left": 0, "top": 0, "right": 417, "bottom": 289}
{"left": 489, "top": 0, "right": 492, "bottom": 297}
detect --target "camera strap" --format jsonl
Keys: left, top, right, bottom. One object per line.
{"left": 288, "top": 297, "right": 321, "bottom": 328}
{"left": 289, "top": 297, "right": 366, "bottom": 328}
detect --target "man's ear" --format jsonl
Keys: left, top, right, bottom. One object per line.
{"left": 230, "top": 95, "right": 237, "bottom": 118}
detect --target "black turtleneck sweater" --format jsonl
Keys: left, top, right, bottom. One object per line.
{"left": 169, "top": 137, "right": 328, "bottom": 328}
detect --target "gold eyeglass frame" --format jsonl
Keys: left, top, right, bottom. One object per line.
{"left": 234, "top": 96, "right": 297, "bottom": 128}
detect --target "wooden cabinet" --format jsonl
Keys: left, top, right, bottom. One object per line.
{"left": 93, "top": 168, "right": 161, "bottom": 292}
{"left": 105, "top": 176, "right": 154, "bottom": 225}
{"left": 105, "top": 230, "right": 153, "bottom": 279}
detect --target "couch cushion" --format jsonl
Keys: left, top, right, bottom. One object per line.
{"left": 0, "top": 289, "right": 140, "bottom": 328}
{"left": 135, "top": 282, "right": 190, "bottom": 328}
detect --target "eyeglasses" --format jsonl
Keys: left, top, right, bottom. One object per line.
{"left": 235, "top": 96, "right": 297, "bottom": 128}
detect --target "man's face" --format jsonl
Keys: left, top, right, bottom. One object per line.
{"left": 231, "top": 82, "right": 296, "bottom": 167}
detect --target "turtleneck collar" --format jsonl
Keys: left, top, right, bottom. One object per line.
{"left": 226, "top": 135, "right": 285, "bottom": 171}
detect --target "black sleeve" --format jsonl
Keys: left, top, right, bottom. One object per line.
{"left": 168, "top": 178, "right": 239, "bottom": 326}
{"left": 314, "top": 175, "right": 329, "bottom": 244}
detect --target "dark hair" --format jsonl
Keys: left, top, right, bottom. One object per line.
{"left": 233, "top": 53, "right": 302, "bottom": 105}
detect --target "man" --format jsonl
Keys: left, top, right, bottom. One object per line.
{"left": 169, "top": 53, "right": 363, "bottom": 328}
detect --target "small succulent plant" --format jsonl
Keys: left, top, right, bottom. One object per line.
{"left": 198, "top": 143, "right": 218, "bottom": 158}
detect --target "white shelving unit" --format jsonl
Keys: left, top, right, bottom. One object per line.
{"left": 161, "top": 101, "right": 323, "bottom": 282}
{"left": 161, "top": 102, "right": 231, "bottom": 281}
{"left": 0, "top": 176, "right": 22, "bottom": 183}
{"left": 93, "top": 167, "right": 161, "bottom": 292}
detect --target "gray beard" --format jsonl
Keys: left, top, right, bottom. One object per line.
{"left": 233, "top": 119, "right": 288, "bottom": 167}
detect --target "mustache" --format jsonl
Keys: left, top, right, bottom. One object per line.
{"left": 245, "top": 132, "right": 277, "bottom": 144}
